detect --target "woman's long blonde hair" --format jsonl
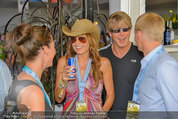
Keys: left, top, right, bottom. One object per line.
{"left": 66, "top": 34, "right": 103, "bottom": 89}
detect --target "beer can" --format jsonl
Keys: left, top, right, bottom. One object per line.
{"left": 68, "top": 58, "right": 75, "bottom": 78}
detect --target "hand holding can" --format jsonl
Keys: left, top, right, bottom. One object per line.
{"left": 68, "top": 57, "right": 76, "bottom": 79}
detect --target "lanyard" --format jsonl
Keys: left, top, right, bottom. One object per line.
{"left": 22, "top": 65, "right": 52, "bottom": 109}
{"left": 132, "top": 47, "right": 164, "bottom": 102}
{"left": 75, "top": 55, "right": 92, "bottom": 101}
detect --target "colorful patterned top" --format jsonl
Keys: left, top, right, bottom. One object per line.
{"left": 62, "top": 73, "right": 103, "bottom": 116}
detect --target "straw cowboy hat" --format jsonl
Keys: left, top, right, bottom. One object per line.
{"left": 62, "top": 19, "right": 100, "bottom": 43}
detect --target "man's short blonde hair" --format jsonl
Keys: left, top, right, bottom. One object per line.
{"left": 107, "top": 11, "right": 132, "bottom": 32}
{"left": 135, "top": 12, "right": 165, "bottom": 42}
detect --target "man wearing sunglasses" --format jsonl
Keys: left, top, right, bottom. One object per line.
{"left": 100, "top": 11, "right": 143, "bottom": 118}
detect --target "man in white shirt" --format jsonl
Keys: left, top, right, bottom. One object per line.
{"left": 0, "top": 59, "right": 12, "bottom": 118}
{"left": 133, "top": 12, "right": 178, "bottom": 113}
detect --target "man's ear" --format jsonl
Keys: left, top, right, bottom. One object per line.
{"left": 137, "top": 30, "right": 142, "bottom": 37}
{"left": 139, "top": 30, "right": 149, "bottom": 42}
{"left": 137, "top": 30, "right": 144, "bottom": 41}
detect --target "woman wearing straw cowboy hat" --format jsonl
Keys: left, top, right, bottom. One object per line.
{"left": 55, "top": 19, "right": 114, "bottom": 117}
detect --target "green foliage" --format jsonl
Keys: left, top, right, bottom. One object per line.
{"left": 41, "top": 67, "right": 56, "bottom": 108}
{"left": 0, "top": 42, "right": 5, "bottom": 61}
{"left": 164, "top": 13, "right": 178, "bottom": 29}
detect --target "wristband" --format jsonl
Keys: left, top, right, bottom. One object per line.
{"left": 59, "top": 79, "right": 67, "bottom": 88}
{"left": 58, "top": 79, "right": 66, "bottom": 98}
{"left": 59, "top": 88, "right": 65, "bottom": 99}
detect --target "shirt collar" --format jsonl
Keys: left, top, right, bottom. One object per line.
{"left": 141, "top": 45, "right": 163, "bottom": 69}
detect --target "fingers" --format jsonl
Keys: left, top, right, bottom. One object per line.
{"left": 62, "top": 66, "right": 76, "bottom": 82}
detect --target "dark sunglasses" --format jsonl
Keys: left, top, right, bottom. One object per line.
{"left": 110, "top": 28, "right": 130, "bottom": 33}
{"left": 70, "top": 36, "right": 87, "bottom": 44}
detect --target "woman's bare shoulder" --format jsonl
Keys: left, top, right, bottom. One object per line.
{"left": 100, "top": 57, "right": 111, "bottom": 65}
{"left": 17, "top": 85, "right": 45, "bottom": 111}
{"left": 19, "top": 84, "right": 44, "bottom": 98}
{"left": 100, "top": 57, "right": 111, "bottom": 70}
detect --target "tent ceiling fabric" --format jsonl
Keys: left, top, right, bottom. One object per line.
{"left": 146, "top": 0, "right": 177, "bottom": 6}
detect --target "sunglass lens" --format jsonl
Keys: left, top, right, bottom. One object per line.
{"left": 71, "top": 37, "right": 86, "bottom": 43}
{"left": 111, "top": 28, "right": 130, "bottom": 33}
{"left": 123, "top": 28, "right": 130, "bottom": 32}
{"left": 71, "top": 37, "right": 76, "bottom": 43}
{"left": 78, "top": 37, "right": 87, "bottom": 43}
{"left": 111, "top": 29, "right": 121, "bottom": 33}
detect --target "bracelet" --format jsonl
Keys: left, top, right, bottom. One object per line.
{"left": 58, "top": 88, "right": 65, "bottom": 99}
{"left": 59, "top": 79, "right": 67, "bottom": 88}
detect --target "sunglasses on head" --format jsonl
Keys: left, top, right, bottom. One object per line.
{"left": 41, "top": 26, "right": 49, "bottom": 50}
{"left": 70, "top": 36, "right": 87, "bottom": 44}
{"left": 110, "top": 27, "right": 130, "bottom": 33}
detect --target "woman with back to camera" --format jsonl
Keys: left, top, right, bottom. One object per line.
{"left": 7, "top": 23, "right": 56, "bottom": 118}
{"left": 55, "top": 19, "right": 114, "bottom": 118}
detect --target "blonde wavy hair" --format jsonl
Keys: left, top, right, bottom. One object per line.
{"left": 66, "top": 34, "right": 103, "bottom": 89}
{"left": 108, "top": 11, "right": 132, "bottom": 32}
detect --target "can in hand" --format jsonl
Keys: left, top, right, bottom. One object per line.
{"left": 68, "top": 57, "right": 76, "bottom": 78}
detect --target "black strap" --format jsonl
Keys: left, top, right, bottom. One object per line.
{"left": 9, "top": 80, "right": 39, "bottom": 101}
{"left": 3, "top": 80, "right": 40, "bottom": 117}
